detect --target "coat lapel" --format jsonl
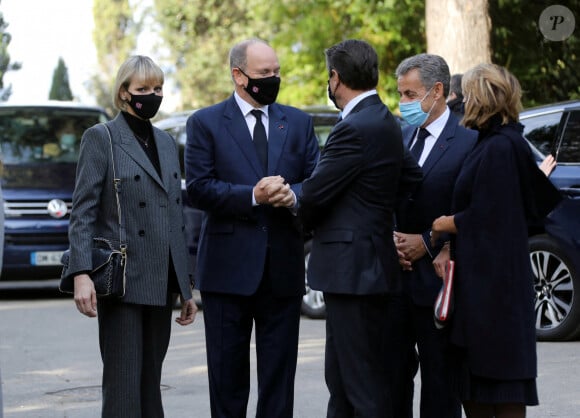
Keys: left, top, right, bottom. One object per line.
{"left": 223, "top": 96, "right": 265, "bottom": 177}
{"left": 420, "top": 115, "right": 458, "bottom": 176}
{"left": 111, "top": 115, "right": 165, "bottom": 190}
{"left": 153, "top": 130, "right": 174, "bottom": 193}
{"left": 267, "top": 104, "right": 288, "bottom": 175}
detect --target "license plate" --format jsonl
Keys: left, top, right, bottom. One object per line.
{"left": 31, "top": 251, "right": 65, "bottom": 266}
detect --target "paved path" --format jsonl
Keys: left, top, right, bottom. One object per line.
{"left": 1, "top": 295, "right": 579, "bottom": 417}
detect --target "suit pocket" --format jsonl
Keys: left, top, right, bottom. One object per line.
{"left": 317, "top": 229, "right": 354, "bottom": 243}
{"left": 207, "top": 222, "right": 234, "bottom": 234}
{"left": 313, "top": 229, "right": 354, "bottom": 274}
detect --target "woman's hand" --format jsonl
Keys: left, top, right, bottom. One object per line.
{"left": 539, "top": 154, "right": 557, "bottom": 177}
{"left": 433, "top": 243, "right": 450, "bottom": 278}
{"left": 431, "top": 215, "right": 456, "bottom": 246}
{"left": 74, "top": 274, "right": 97, "bottom": 317}
{"left": 175, "top": 296, "right": 198, "bottom": 326}
{"left": 430, "top": 217, "right": 444, "bottom": 247}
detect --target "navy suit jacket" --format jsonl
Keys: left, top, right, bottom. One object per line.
{"left": 185, "top": 95, "right": 319, "bottom": 297}
{"left": 300, "top": 94, "right": 421, "bottom": 295}
{"left": 396, "top": 113, "right": 477, "bottom": 306}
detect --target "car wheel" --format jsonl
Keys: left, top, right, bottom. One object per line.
{"left": 302, "top": 240, "right": 326, "bottom": 319}
{"left": 530, "top": 234, "right": 580, "bottom": 341}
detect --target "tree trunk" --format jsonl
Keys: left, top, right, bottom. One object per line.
{"left": 426, "top": 0, "right": 492, "bottom": 74}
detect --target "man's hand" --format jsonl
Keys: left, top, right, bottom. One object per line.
{"left": 253, "top": 176, "right": 294, "bottom": 207}
{"left": 396, "top": 247, "right": 413, "bottom": 271}
{"left": 74, "top": 274, "right": 97, "bottom": 317}
{"left": 267, "top": 182, "right": 295, "bottom": 207}
{"left": 394, "top": 231, "right": 427, "bottom": 263}
{"left": 175, "top": 296, "right": 197, "bottom": 326}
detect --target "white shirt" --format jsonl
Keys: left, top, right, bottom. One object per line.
{"left": 410, "top": 107, "right": 451, "bottom": 166}
{"left": 233, "top": 92, "right": 296, "bottom": 209}
{"left": 234, "top": 92, "right": 269, "bottom": 139}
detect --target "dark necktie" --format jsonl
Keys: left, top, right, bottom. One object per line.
{"left": 411, "top": 128, "right": 430, "bottom": 163}
{"left": 251, "top": 109, "right": 268, "bottom": 174}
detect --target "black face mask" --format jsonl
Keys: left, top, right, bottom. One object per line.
{"left": 327, "top": 79, "right": 340, "bottom": 110}
{"left": 127, "top": 92, "right": 163, "bottom": 120}
{"left": 238, "top": 68, "right": 281, "bottom": 105}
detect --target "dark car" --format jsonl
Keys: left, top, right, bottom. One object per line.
{"left": 521, "top": 100, "right": 580, "bottom": 189}
{"left": 520, "top": 100, "right": 580, "bottom": 340}
{"left": 531, "top": 188, "right": 580, "bottom": 341}
{"left": 0, "top": 102, "right": 110, "bottom": 281}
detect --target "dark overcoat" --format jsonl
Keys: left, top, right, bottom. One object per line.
{"left": 450, "top": 117, "right": 561, "bottom": 379}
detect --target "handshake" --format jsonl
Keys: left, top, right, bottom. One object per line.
{"left": 253, "top": 175, "right": 295, "bottom": 208}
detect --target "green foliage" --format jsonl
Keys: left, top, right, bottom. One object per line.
{"left": 490, "top": 0, "right": 580, "bottom": 107}
{"left": 88, "top": 0, "right": 578, "bottom": 111}
{"left": 0, "top": 3, "right": 21, "bottom": 101}
{"left": 268, "top": 0, "right": 425, "bottom": 110}
{"left": 152, "top": 0, "right": 268, "bottom": 109}
{"left": 48, "top": 57, "right": 73, "bottom": 101}
{"left": 152, "top": 0, "right": 425, "bottom": 110}
{"left": 89, "top": 0, "right": 137, "bottom": 114}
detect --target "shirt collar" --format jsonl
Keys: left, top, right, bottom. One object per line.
{"left": 423, "top": 106, "right": 450, "bottom": 138}
{"left": 341, "top": 89, "right": 377, "bottom": 119}
{"left": 234, "top": 91, "right": 269, "bottom": 118}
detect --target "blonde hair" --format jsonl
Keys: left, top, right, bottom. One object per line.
{"left": 112, "top": 56, "right": 164, "bottom": 111}
{"left": 461, "top": 63, "right": 522, "bottom": 130}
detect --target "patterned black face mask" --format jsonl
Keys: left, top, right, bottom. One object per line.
{"left": 127, "top": 93, "right": 163, "bottom": 120}
{"left": 239, "top": 68, "right": 281, "bottom": 105}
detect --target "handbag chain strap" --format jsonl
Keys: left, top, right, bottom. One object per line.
{"left": 101, "top": 123, "right": 127, "bottom": 265}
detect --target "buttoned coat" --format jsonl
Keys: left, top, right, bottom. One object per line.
{"left": 451, "top": 120, "right": 560, "bottom": 379}
{"left": 185, "top": 95, "right": 320, "bottom": 297}
{"left": 67, "top": 114, "right": 193, "bottom": 305}
{"left": 300, "top": 94, "right": 419, "bottom": 295}
{"left": 397, "top": 114, "right": 477, "bottom": 306}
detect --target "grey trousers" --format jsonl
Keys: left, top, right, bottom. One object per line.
{"left": 97, "top": 298, "right": 173, "bottom": 418}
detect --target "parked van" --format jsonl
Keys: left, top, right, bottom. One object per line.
{"left": 0, "top": 102, "right": 110, "bottom": 280}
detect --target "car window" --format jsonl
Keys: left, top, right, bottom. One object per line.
{"left": 0, "top": 107, "right": 108, "bottom": 190}
{"left": 556, "top": 110, "right": 580, "bottom": 163}
{"left": 0, "top": 107, "right": 107, "bottom": 164}
{"left": 521, "top": 111, "right": 562, "bottom": 156}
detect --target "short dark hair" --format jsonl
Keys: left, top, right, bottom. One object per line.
{"left": 325, "top": 39, "right": 378, "bottom": 90}
{"left": 450, "top": 73, "right": 463, "bottom": 99}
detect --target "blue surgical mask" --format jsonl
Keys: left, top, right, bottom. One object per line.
{"left": 399, "top": 88, "right": 433, "bottom": 127}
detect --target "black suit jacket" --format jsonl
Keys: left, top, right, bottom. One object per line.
{"left": 299, "top": 94, "right": 421, "bottom": 294}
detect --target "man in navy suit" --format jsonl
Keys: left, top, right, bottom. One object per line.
{"left": 394, "top": 53, "right": 477, "bottom": 418}
{"left": 185, "top": 39, "right": 319, "bottom": 418}
{"left": 299, "top": 40, "right": 422, "bottom": 418}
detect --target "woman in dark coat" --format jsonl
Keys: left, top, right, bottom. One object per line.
{"left": 431, "top": 63, "right": 560, "bottom": 418}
